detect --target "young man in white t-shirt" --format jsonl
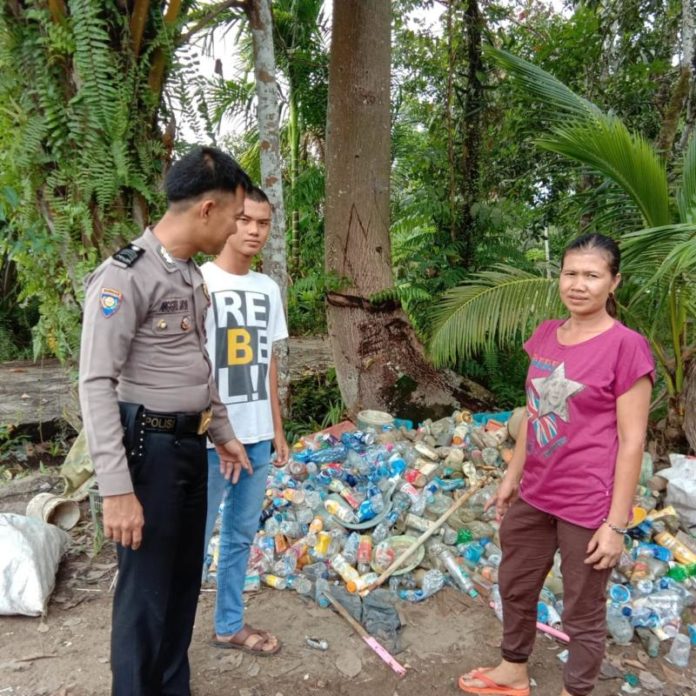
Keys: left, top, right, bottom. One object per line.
{"left": 201, "top": 186, "right": 289, "bottom": 655}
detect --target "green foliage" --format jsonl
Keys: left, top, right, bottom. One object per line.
{"left": 0, "top": 1, "right": 198, "bottom": 360}
{"left": 460, "top": 346, "right": 528, "bottom": 409}
{"left": 430, "top": 264, "right": 563, "bottom": 366}
{"left": 288, "top": 270, "right": 345, "bottom": 336}
{"left": 284, "top": 368, "right": 344, "bottom": 443}
{"left": 433, "top": 44, "right": 696, "bottom": 423}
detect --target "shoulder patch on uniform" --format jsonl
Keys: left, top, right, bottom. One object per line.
{"left": 100, "top": 288, "right": 123, "bottom": 318}
{"left": 112, "top": 244, "right": 144, "bottom": 267}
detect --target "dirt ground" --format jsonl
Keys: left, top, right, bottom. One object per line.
{"left": 2, "top": 520, "right": 695, "bottom": 696}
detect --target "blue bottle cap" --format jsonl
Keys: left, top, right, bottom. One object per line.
{"left": 609, "top": 583, "right": 631, "bottom": 604}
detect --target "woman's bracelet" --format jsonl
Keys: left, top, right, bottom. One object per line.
{"left": 603, "top": 518, "right": 628, "bottom": 536}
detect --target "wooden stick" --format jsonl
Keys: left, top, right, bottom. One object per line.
{"left": 363, "top": 476, "right": 491, "bottom": 595}
{"left": 323, "top": 590, "right": 407, "bottom": 677}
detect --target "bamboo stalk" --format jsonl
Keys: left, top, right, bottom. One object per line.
{"left": 363, "top": 476, "right": 491, "bottom": 595}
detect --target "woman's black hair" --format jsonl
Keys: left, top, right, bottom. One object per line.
{"left": 562, "top": 233, "right": 620, "bottom": 317}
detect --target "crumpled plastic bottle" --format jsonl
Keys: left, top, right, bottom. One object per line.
{"left": 398, "top": 569, "right": 445, "bottom": 602}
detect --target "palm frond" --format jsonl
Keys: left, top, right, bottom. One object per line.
{"left": 484, "top": 46, "right": 601, "bottom": 122}
{"left": 621, "top": 223, "right": 695, "bottom": 269}
{"left": 429, "top": 266, "right": 562, "bottom": 367}
{"left": 537, "top": 119, "right": 670, "bottom": 228}
{"left": 487, "top": 46, "right": 671, "bottom": 229}
{"left": 677, "top": 134, "right": 696, "bottom": 223}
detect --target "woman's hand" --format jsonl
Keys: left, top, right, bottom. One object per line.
{"left": 484, "top": 474, "right": 520, "bottom": 522}
{"left": 585, "top": 524, "right": 624, "bottom": 570}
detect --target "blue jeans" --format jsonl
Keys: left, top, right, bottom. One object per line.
{"left": 204, "top": 441, "right": 271, "bottom": 636}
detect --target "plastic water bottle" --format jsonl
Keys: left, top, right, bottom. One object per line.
{"left": 666, "top": 633, "right": 691, "bottom": 667}
{"left": 399, "top": 569, "right": 445, "bottom": 602}
{"left": 607, "top": 604, "right": 634, "bottom": 645}
{"left": 330, "top": 553, "right": 360, "bottom": 588}
{"left": 314, "top": 577, "right": 330, "bottom": 608}
{"left": 357, "top": 493, "right": 385, "bottom": 522}
{"left": 357, "top": 535, "right": 373, "bottom": 574}
{"left": 490, "top": 584, "right": 504, "bottom": 621}
{"left": 286, "top": 574, "right": 313, "bottom": 595}
{"left": 636, "top": 627, "right": 660, "bottom": 657}
{"left": 342, "top": 532, "right": 360, "bottom": 565}
{"left": 324, "top": 498, "right": 357, "bottom": 524}
{"left": 272, "top": 555, "right": 296, "bottom": 577}
{"left": 433, "top": 543, "right": 478, "bottom": 598}
{"left": 371, "top": 520, "right": 391, "bottom": 544}
{"left": 262, "top": 574, "right": 287, "bottom": 590}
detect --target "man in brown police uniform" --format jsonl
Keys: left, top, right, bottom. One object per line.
{"left": 79, "top": 146, "right": 253, "bottom": 696}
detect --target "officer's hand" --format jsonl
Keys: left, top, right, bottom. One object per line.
{"left": 216, "top": 439, "right": 252, "bottom": 484}
{"left": 102, "top": 493, "right": 144, "bottom": 550}
{"left": 273, "top": 433, "right": 289, "bottom": 467}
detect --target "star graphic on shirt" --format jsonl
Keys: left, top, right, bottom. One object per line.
{"left": 531, "top": 362, "right": 584, "bottom": 422}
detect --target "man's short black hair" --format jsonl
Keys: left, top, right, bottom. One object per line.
{"left": 165, "top": 146, "right": 251, "bottom": 203}
{"left": 246, "top": 186, "right": 270, "bottom": 206}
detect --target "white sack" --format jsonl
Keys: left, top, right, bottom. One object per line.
{"left": 0, "top": 513, "right": 71, "bottom": 616}
{"left": 660, "top": 454, "right": 696, "bottom": 532}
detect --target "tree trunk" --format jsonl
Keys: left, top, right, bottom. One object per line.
{"left": 247, "top": 0, "right": 290, "bottom": 414}
{"left": 325, "top": 0, "right": 491, "bottom": 421}
{"left": 683, "top": 359, "right": 696, "bottom": 452}
{"left": 456, "top": 0, "right": 484, "bottom": 267}
{"left": 678, "top": 0, "right": 696, "bottom": 152}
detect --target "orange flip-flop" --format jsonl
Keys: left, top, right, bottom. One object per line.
{"left": 458, "top": 669, "right": 530, "bottom": 696}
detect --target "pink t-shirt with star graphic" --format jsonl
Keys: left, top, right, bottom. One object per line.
{"left": 520, "top": 319, "right": 654, "bottom": 529}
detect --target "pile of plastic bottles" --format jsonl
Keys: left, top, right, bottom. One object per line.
{"left": 204, "top": 408, "right": 696, "bottom": 665}
{"left": 603, "top": 507, "right": 696, "bottom": 665}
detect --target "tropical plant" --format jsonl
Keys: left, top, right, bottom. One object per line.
{"left": 430, "top": 46, "right": 696, "bottom": 449}
{"left": 0, "top": 1, "right": 229, "bottom": 361}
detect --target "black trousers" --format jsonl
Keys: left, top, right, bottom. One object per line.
{"left": 112, "top": 403, "right": 208, "bottom": 696}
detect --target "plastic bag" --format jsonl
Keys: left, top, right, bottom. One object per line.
{"left": 660, "top": 454, "right": 696, "bottom": 532}
{"left": 0, "top": 513, "right": 71, "bottom": 616}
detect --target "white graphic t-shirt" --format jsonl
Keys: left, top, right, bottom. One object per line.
{"left": 201, "top": 262, "right": 288, "bottom": 444}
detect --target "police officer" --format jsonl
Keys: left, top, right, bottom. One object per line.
{"left": 79, "top": 146, "right": 253, "bottom": 696}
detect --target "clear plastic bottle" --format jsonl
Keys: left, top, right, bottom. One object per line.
{"left": 371, "top": 520, "right": 391, "bottom": 544}
{"left": 635, "top": 627, "right": 660, "bottom": 657}
{"left": 357, "top": 493, "right": 385, "bottom": 522}
{"left": 279, "top": 520, "right": 302, "bottom": 538}
{"left": 306, "top": 516, "right": 324, "bottom": 546}
{"left": 286, "top": 574, "right": 313, "bottom": 595}
{"left": 324, "top": 498, "right": 358, "bottom": 524}
{"left": 330, "top": 553, "right": 361, "bottom": 588}
{"left": 490, "top": 584, "right": 504, "bottom": 622}
{"left": 607, "top": 604, "right": 634, "bottom": 645}
{"left": 399, "top": 569, "right": 445, "bottom": 602}
{"left": 314, "top": 577, "right": 330, "bottom": 608}
{"left": 666, "top": 633, "right": 691, "bottom": 667}
{"left": 346, "top": 571, "right": 379, "bottom": 594}
{"left": 432, "top": 542, "right": 478, "bottom": 597}
{"left": 342, "top": 532, "right": 360, "bottom": 565}
{"left": 272, "top": 555, "right": 296, "bottom": 577}
{"left": 262, "top": 573, "right": 287, "bottom": 590}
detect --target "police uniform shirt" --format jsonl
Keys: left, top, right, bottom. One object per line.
{"left": 79, "top": 228, "right": 235, "bottom": 497}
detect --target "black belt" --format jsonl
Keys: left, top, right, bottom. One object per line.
{"left": 142, "top": 407, "right": 212, "bottom": 436}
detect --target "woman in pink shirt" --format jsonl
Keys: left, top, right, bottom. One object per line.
{"left": 459, "top": 234, "right": 654, "bottom": 696}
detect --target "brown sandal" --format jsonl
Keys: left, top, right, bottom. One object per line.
{"left": 210, "top": 623, "right": 281, "bottom": 656}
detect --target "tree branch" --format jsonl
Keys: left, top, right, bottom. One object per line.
{"left": 130, "top": 0, "right": 151, "bottom": 58}
{"left": 177, "top": 0, "right": 249, "bottom": 46}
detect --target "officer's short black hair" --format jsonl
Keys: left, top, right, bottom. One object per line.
{"left": 165, "top": 146, "right": 251, "bottom": 203}
{"left": 246, "top": 186, "right": 270, "bottom": 205}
